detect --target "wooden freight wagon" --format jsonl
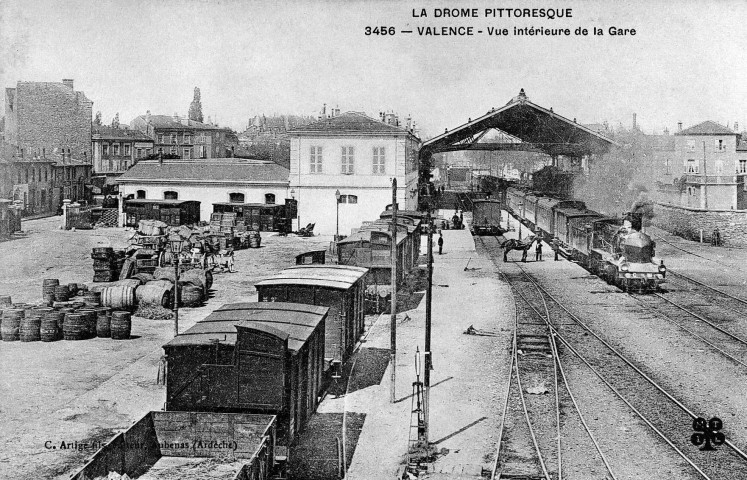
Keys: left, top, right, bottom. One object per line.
{"left": 360, "top": 219, "right": 420, "bottom": 272}
{"left": 336, "top": 227, "right": 408, "bottom": 286}
{"left": 254, "top": 266, "right": 367, "bottom": 365}
{"left": 471, "top": 199, "right": 504, "bottom": 235}
{"left": 164, "top": 302, "right": 327, "bottom": 448}
{"left": 213, "top": 201, "right": 294, "bottom": 232}
{"left": 296, "top": 250, "right": 326, "bottom": 265}
{"left": 124, "top": 199, "right": 200, "bottom": 227}
{"left": 69, "top": 411, "right": 276, "bottom": 480}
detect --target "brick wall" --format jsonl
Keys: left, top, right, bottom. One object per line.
{"left": 653, "top": 202, "right": 747, "bottom": 247}
{"left": 13, "top": 82, "right": 93, "bottom": 162}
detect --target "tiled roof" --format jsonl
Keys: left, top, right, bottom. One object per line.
{"left": 290, "top": 112, "right": 411, "bottom": 135}
{"left": 117, "top": 158, "right": 289, "bottom": 184}
{"left": 93, "top": 125, "right": 152, "bottom": 141}
{"left": 676, "top": 121, "right": 736, "bottom": 136}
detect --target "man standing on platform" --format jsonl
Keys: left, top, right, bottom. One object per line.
{"left": 552, "top": 236, "right": 560, "bottom": 261}
{"left": 535, "top": 240, "right": 543, "bottom": 261}
{"left": 438, "top": 233, "right": 444, "bottom": 255}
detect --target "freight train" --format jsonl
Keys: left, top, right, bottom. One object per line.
{"left": 505, "top": 187, "right": 666, "bottom": 292}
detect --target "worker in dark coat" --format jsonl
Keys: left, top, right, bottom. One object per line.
{"left": 438, "top": 233, "right": 444, "bottom": 255}
{"left": 552, "top": 237, "right": 560, "bottom": 261}
{"left": 452, "top": 213, "right": 459, "bottom": 230}
{"left": 459, "top": 211, "right": 464, "bottom": 229}
{"left": 712, "top": 227, "right": 722, "bottom": 247}
{"left": 535, "top": 240, "right": 543, "bottom": 261}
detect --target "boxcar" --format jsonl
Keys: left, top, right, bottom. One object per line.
{"left": 254, "top": 266, "right": 367, "bottom": 365}
{"left": 163, "top": 302, "right": 327, "bottom": 448}
{"left": 535, "top": 198, "right": 588, "bottom": 239}
{"left": 124, "top": 199, "right": 201, "bottom": 227}
{"left": 471, "top": 199, "right": 504, "bottom": 235}
{"left": 213, "top": 202, "right": 294, "bottom": 232}
{"left": 554, "top": 207, "right": 602, "bottom": 246}
{"left": 523, "top": 194, "right": 540, "bottom": 229}
{"left": 506, "top": 187, "right": 526, "bottom": 218}
{"left": 70, "top": 411, "right": 277, "bottom": 480}
{"left": 363, "top": 219, "right": 420, "bottom": 270}
{"left": 336, "top": 227, "right": 409, "bottom": 285}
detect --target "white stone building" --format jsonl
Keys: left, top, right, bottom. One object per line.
{"left": 288, "top": 112, "right": 420, "bottom": 236}
{"left": 116, "top": 158, "right": 289, "bottom": 222}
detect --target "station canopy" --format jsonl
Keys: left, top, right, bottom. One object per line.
{"left": 420, "top": 89, "right": 616, "bottom": 158}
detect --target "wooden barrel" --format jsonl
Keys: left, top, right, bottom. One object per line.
{"left": 1, "top": 309, "right": 23, "bottom": 341}
{"left": 110, "top": 311, "right": 131, "bottom": 340}
{"left": 20, "top": 310, "right": 42, "bottom": 342}
{"left": 42, "top": 279, "right": 60, "bottom": 297}
{"left": 54, "top": 285, "right": 70, "bottom": 302}
{"left": 180, "top": 269, "right": 207, "bottom": 295}
{"left": 63, "top": 313, "right": 88, "bottom": 340}
{"left": 41, "top": 311, "right": 63, "bottom": 342}
{"left": 96, "top": 310, "right": 111, "bottom": 338}
{"left": 136, "top": 282, "right": 173, "bottom": 307}
{"left": 83, "top": 291, "right": 101, "bottom": 306}
{"left": 78, "top": 309, "right": 97, "bottom": 338}
{"left": 101, "top": 285, "right": 136, "bottom": 310}
{"left": 0, "top": 295, "right": 12, "bottom": 306}
{"left": 180, "top": 285, "right": 203, "bottom": 307}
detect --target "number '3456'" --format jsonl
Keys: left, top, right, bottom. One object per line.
{"left": 365, "top": 26, "right": 396, "bottom": 35}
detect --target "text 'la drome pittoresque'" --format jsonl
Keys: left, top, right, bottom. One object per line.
{"left": 412, "top": 8, "right": 573, "bottom": 19}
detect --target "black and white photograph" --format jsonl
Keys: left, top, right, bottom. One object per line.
{"left": 1, "top": 0, "right": 747, "bottom": 478}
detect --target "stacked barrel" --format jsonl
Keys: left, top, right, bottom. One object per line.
{"left": 91, "top": 247, "right": 121, "bottom": 282}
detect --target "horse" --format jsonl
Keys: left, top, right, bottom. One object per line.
{"left": 502, "top": 235, "right": 538, "bottom": 262}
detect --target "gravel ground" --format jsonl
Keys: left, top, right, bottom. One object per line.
{"left": 0, "top": 217, "right": 331, "bottom": 479}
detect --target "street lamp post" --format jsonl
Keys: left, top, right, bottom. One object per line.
{"left": 168, "top": 236, "right": 184, "bottom": 337}
{"left": 335, "top": 189, "right": 341, "bottom": 241}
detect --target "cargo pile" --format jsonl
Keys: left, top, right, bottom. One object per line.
{"left": 209, "top": 212, "right": 261, "bottom": 249}
{"left": 0, "top": 289, "right": 132, "bottom": 342}
{"left": 91, "top": 247, "right": 126, "bottom": 282}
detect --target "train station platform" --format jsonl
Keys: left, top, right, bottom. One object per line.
{"left": 319, "top": 216, "right": 513, "bottom": 479}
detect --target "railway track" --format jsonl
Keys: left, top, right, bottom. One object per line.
{"left": 479, "top": 235, "right": 747, "bottom": 479}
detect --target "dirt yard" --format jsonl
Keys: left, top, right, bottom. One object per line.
{"left": 0, "top": 216, "right": 331, "bottom": 479}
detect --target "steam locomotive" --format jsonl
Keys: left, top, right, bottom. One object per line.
{"left": 505, "top": 187, "right": 666, "bottom": 292}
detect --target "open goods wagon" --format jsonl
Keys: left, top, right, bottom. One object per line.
{"left": 69, "top": 411, "right": 276, "bottom": 480}
{"left": 254, "top": 265, "right": 367, "bottom": 365}
{"left": 164, "top": 302, "right": 328, "bottom": 450}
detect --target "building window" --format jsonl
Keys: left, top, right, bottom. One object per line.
{"left": 170, "top": 147, "right": 177, "bottom": 155}
{"left": 44, "top": 167, "right": 48, "bottom": 182}
{"left": 687, "top": 140, "right": 696, "bottom": 152}
{"left": 136, "top": 190, "right": 146, "bottom": 199}
{"left": 137, "top": 148, "right": 143, "bottom": 158}
{"left": 183, "top": 148, "right": 192, "bottom": 159}
{"left": 200, "top": 145, "right": 207, "bottom": 158}
{"left": 158, "top": 134, "right": 164, "bottom": 144}
{"left": 265, "top": 193, "right": 276, "bottom": 204}
{"left": 164, "top": 191, "right": 178, "bottom": 200}
{"left": 184, "top": 134, "right": 192, "bottom": 144}
{"left": 372, "top": 147, "right": 386, "bottom": 174}
{"left": 113, "top": 143, "right": 120, "bottom": 156}
{"left": 686, "top": 159, "right": 698, "bottom": 173}
{"left": 146, "top": 148, "right": 152, "bottom": 156}
{"left": 31, "top": 168, "right": 35, "bottom": 182}
{"left": 103, "top": 144, "right": 109, "bottom": 156}
{"left": 25, "top": 168, "right": 29, "bottom": 183}
{"left": 339, "top": 194, "right": 358, "bottom": 204}
{"left": 341, "top": 146, "right": 355, "bottom": 174}
{"left": 229, "top": 192, "right": 245, "bottom": 203}
{"left": 664, "top": 158, "right": 671, "bottom": 175}
{"left": 171, "top": 134, "right": 177, "bottom": 144}
{"left": 740, "top": 160, "right": 747, "bottom": 174}
{"left": 310, "top": 146, "right": 323, "bottom": 173}
{"left": 715, "top": 139, "right": 725, "bottom": 152}
{"left": 124, "top": 144, "right": 131, "bottom": 156}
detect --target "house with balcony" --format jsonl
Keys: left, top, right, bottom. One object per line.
{"left": 674, "top": 121, "right": 747, "bottom": 210}
{"left": 288, "top": 111, "right": 420, "bottom": 236}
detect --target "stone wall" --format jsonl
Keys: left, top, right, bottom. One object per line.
{"left": 653, "top": 202, "right": 747, "bottom": 247}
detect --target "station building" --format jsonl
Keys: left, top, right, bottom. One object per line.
{"left": 288, "top": 111, "right": 420, "bottom": 236}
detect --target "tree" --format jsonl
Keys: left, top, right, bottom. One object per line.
{"left": 93, "top": 111, "right": 102, "bottom": 126}
{"left": 111, "top": 113, "right": 120, "bottom": 128}
{"left": 188, "top": 87, "right": 204, "bottom": 123}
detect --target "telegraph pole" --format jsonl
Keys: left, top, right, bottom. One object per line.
{"left": 390, "top": 178, "right": 398, "bottom": 403}
{"left": 424, "top": 211, "right": 434, "bottom": 442}
{"left": 702, "top": 141, "right": 708, "bottom": 210}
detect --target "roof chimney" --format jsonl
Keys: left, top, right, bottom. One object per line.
{"left": 62, "top": 79, "right": 74, "bottom": 89}
{"left": 677, "top": 121, "right": 683, "bottom": 132}
{"left": 735, "top": 122, "right": 739, "bottom": 132}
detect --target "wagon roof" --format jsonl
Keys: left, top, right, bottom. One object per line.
{"left": 337, "top": 227, "right": 408, "bottom": 246}
{"left": 554, "top": 207, "right": 602, "bottom": 218}
{"left": 163, "top": 302, "right": 328, "bottom": 351}
{"left": 254, "top": 265, "right": 368, "bottom": 290}
{"left": 380, "top": 209, "right": 426, "bottom": 219}
{"left": 125, "top": 199, "right": 200, "bottom": 206}
{"left": 472, "top": 199, "right": 502, "bottom": 204}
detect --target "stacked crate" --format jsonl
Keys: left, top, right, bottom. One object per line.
{"left": 91, "top": 247, "right": 123, "bottom": 282}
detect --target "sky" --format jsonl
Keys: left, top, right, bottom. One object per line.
{"left": 1, "top": 0, "right": 746, "bottom": 139}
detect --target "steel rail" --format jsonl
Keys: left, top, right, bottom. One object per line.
{"left": 630, "top": 294, "right": 747, "bottom": 370}
{"left": 490, "top": 296, "right": 518, "bottom": 480}
{"left": 651, "top": 232, "right": 743, "bottom": 274}
{"left": 509, "top": 262, "right": 712, "bottom": 479}
{"left": 653, "top": 292, "right": 747, "bottom": 347}
{"left": 513, "top": 262, "right": 747, "bottom": 463}
{"left": 667, "top": 270, "right": 747, "bottom": 308}
{"left": 508, "top": 260, "right": 617, "bottom": 480}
